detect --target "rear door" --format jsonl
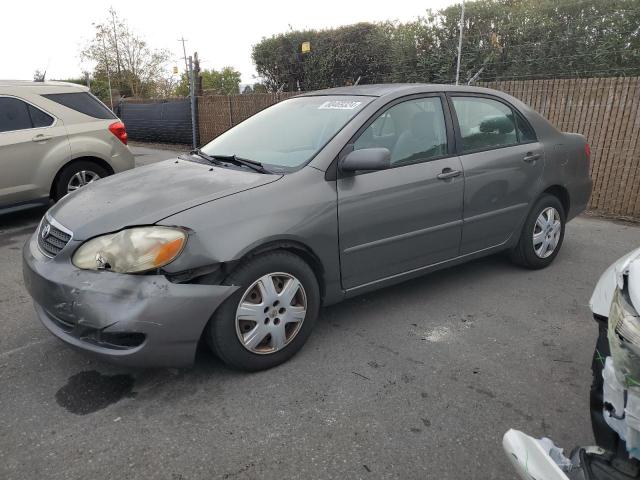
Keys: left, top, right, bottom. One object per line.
{"left": 0, "top": 96, "right": 69, "bottom": 207}
{"left": 448, "top": 94, "right": 543, "bottom": 254}
{"left": 337, "top": 94, "right": 464, "bottom": 289}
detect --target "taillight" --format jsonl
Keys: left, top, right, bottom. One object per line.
{"left": 585, "top": 142, "right": 591, "bottom": 159}
{"left": 108, "top": 121, "right": 128, "bottom": 145}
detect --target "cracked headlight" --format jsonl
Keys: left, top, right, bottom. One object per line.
{"left": 72, "top": 226, "right": 187, "bottom": 273}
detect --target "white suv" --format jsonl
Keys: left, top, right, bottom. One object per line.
{"left": 0, "top": 81, "right": 134, "bottom": 213}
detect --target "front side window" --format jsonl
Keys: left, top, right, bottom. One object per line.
{"left": 354, "top": 97, "right": 447, "bottom": 167}
{"left": 201, "top": 95, "right": 371, "bottom": 170}
{"left": 0, "top": 97, "right": 53, "bottom": 132}
{"left": 452, "top": 96, "right": 518, "bottom": 153}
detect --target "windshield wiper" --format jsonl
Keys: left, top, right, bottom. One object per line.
{"left": 188, "top": 148, "right": 224, "bottom": 166}
{"left": 208, "top": 154, "right": 270, "bottom": 174}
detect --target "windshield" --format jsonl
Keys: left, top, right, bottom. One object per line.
{"left": 201, "top": 95, "right": 372, "bottom": 170}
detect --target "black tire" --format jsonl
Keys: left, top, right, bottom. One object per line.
{"left": 207, "top": 251, "right": 320, "bottom": 371}
{"left": 53, "top": 160, "right": 110, "bottom": 201}
{"left": 510, "top": 194, "right": 566, "bottom": 269}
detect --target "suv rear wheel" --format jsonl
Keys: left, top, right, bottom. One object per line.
{"left": 53, "top": 161, "right": 110, "bottom": 201}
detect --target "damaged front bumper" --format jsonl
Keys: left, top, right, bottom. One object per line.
{"left": 601, "top": 286, "right": 640, "bottom": 460}
{"left": 22, "top": 233, "right": 237, "bottom": 367}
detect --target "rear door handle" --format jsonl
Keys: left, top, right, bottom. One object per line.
{"left": 523, "top": 153, "right": 541, "bottom": 163}
{"left": 32, "top": 134, "right": 53, "bottom": 142}
{"left": 437, "top": 168, "right": 462, "bottom": 180}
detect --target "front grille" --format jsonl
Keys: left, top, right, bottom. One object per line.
{"left": 37, "top": 218, "right": 72, "bottom": 257}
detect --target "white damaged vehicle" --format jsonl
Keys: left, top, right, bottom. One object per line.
{"left": 504, "top": 247, "right": 640, "bottom": 480}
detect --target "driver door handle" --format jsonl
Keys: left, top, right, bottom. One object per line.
{"left": 523, "top": 152, "right": 541, "bottom": 163}
{"left": 32, "top": 134, "right": 53, "bottom": 142}
{"left": 437, "top": 168, "right": 462, "bottom": 180}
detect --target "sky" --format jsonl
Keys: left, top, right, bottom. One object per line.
{"left": 2, "top": 0, "right": 457, "bottom": 84}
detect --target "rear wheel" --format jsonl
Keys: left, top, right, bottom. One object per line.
{"left": 53, "top": 160, "right": 110, "bottom": 201}
{"left": 207, "top": 251, "right": 320, "bottom": 371}
{"left": 510, "top": 194, "right": 566, "bottom": 269}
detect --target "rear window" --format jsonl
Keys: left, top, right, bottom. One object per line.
{"left": 42, "top": 92, "right": 116, "bottom": 119}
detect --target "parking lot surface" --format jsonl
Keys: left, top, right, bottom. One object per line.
{"left": 1, "top": 148, "right": 638, "bottom": 479}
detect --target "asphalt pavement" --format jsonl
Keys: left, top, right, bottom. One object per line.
{"left": 1, "top": 146, "right": 639, "bottom": 479}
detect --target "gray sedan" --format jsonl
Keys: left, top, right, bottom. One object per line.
{"left": 23, "top": 84, "right": 592, "bottom": 371}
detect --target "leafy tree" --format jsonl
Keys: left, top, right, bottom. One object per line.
{"left": 176, "top": 66, "right": 242, "bottom": 96}
{"left": 203, "top": 67, "right": 241, "bottom": 94}
{"left": 81, "top": 8, "right": 170, "bottom": 98}
{"left": 252, "top": 83, "right": 268, "bottom": 93}
{"left": 252, "top": 0, "right": 640, "bottom": 88}
{"left": 253, "top": 23, "right": 395, "bottom": 91}
{"left": 33, "top": 70, "right": 46, "bottom": 82}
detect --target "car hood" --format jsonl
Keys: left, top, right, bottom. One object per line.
{"left": 48, "top": 159, "right": 282, "bottom": 240}
{"left": 590, "top": 247, "right": 640, "bottom": 317}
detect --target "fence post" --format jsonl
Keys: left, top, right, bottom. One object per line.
{"left": 188, "top": 56, "right": 198, "bottom": 149}
{"left": 228, "top": 96, "right": 233, "bottom": 128}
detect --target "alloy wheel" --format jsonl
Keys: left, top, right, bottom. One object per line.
{"left": 235, "top": 272, "right": 307, "bottom": 354}
{"left": 67, "top": 170, "right": 101, "bottom": 193}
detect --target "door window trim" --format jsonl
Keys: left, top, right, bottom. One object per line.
{"left": 445, "top": 92, "right": 538, "bottom": 156}
{"left": 0, "top": 95, "right": 57, "bottom": 134}
{"left": 329, "top": 93, "right": 457, "bottom": 180}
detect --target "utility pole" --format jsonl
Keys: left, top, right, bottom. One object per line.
{"left": 101, "top": 35, "right": 114, "bottom": 110}
{"left": 178, "top": 37, "right": 189, "bottom": 76}
{"left": 193, "top": 52, "right": 202, "bottom": 95}
{"left": 109, "top": 8, "right": 123, "bottom": 88}
{"left": 455, "top": 0, "right": 465, "bottom": 85}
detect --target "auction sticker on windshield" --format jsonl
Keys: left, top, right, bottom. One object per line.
{"left": 318, "top": 100, "right": 362, "bottom": 110}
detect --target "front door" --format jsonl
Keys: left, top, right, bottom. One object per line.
{"left": 0, "top": 96, "right": 68, "bottom": 206}
{"left": 337, "top": 95, "right": 464, "bottom": 290}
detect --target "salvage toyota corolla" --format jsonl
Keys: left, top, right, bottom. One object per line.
{"left": 23, "top": 84, "right": 593, "bottom": 371}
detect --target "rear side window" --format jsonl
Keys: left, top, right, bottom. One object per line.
{"left": 28, "top": 104, "right": 54, "bottom": 128}
{"left": 516, "top": 112, "right": 537, "bottom": 143}
{"left": 42, "top": 92, "right": 116, "bottom": 119}
{"left": 0, "top": 97, "right": 54, "bottom": 132}
{"left": 452, "top": 96, "right": 518, "bottom": 153}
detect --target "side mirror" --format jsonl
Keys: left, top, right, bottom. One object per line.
{"left": 340, "top": 148, "right": 391, "bottom": 172}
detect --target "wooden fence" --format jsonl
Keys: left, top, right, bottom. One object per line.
{"left": 480, "top": 77, "right": 640, "bottom": 220}
{"left": 195, "top": 78, "right": 640, "bottom": 220}
{"left": 197, "top": 92, "right": 297, "bottom": 145}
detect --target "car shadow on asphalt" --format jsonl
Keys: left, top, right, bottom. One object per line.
{"left": 0, "top": 205, "right": 48, "bottom": 230}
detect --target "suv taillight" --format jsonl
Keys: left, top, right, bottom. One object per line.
{"left": 108, "top": 121, "right": 128, "bottom": 145}
{"left": 585, "top": 142, "right": 591, "bottom": 159}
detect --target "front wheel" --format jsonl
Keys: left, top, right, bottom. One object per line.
{"left": 207, "top": 251, "right": 320, "bottom": 371}
{"left": 510, "top": 194, "right": 566, "bottom": 269}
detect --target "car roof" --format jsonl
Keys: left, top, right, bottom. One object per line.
{"left": 0, "top": 80, "right": 89, "bottom": 93}
{"left": 298, "top": 83, "right": 501, "bottom": 98}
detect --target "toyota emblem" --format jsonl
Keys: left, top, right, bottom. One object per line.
{"left": 41, "top": 223, "right": 51, "bottom": 239}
